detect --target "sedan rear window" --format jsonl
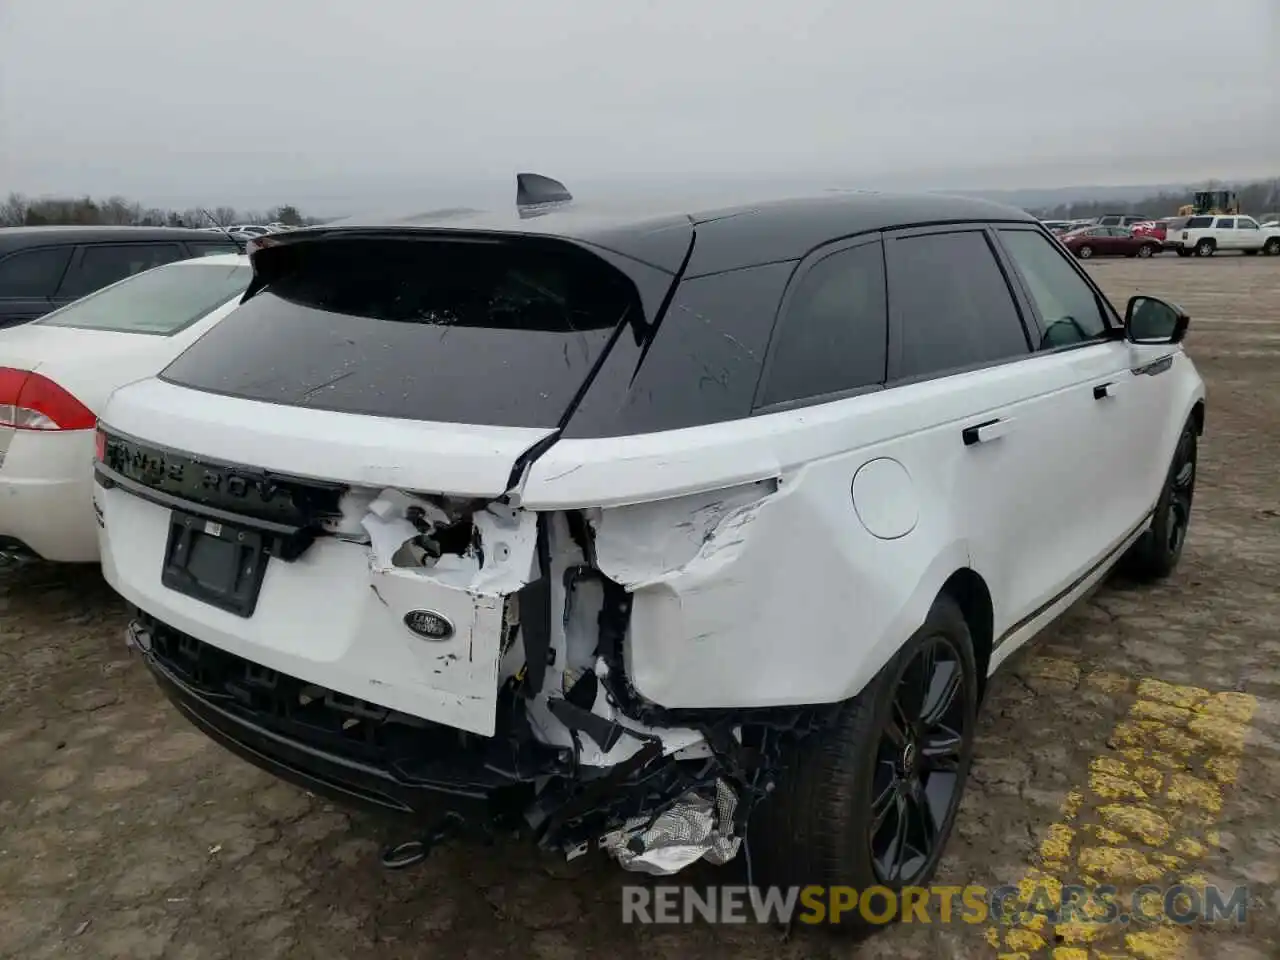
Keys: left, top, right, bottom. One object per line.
{"left": 159, "top": 237, "right": 642, "bottom": 429}
{"left": 37, "top": 261, "right": 250, "bottom": 335}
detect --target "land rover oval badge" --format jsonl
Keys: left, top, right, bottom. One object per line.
{"left": 403, "top": 610, "right": 454, "bottom": 641}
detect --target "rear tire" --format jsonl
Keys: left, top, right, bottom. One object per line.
{"left": 1137, "top": 244, "right": 1155, "bottom": 258}
{"left": 1077, "top": 245, "right": 1094, "bottom": 259}
{"left": 1195, "top": 239, "right": 1216, "bottom": 257}
{"left": 1123, "top": 421, "right": 1197, "bottom": 581}
{"left": 749, "top": 595, "right": 978, "bottom": 929}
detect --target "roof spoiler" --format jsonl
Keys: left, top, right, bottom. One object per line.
{"left": 516, "top": 172, "right": 573, "bottom": 219}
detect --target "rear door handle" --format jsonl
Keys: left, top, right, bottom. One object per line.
{"left": 962, "top": 418, "right": 1013, "bottom": 446}
{"left": 1093, "top": 381, "right": 1119, "bottom": 400}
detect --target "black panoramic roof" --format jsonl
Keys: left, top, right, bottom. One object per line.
{"left": 0, "top": 225, "right": 228, "bottom": 253}
{"left": 272, "top": 181, "right": 1038, "bottom": 278}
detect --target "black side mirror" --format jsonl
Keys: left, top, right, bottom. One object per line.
{"left": 1125, "top": 295, "right": 1189, "bottom": 345}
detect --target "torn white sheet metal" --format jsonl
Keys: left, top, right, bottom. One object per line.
{"left": 351, "top": 490, "right": 540, "bottom": 735}
{"left": 586, "top": 481, "right": 776, "bottom": 589}
{"left": 359, "top": 488, "right": 538, "bottom": 594}
{"left": 600, "top": 778, "right": 742, "bottom": 875}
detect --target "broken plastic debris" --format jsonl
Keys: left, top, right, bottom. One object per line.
{"left": 363, "top": 512, "right": 422, "bottom": 568}
{"left": 600, "top": 779, "right": 741, "bottom": 875}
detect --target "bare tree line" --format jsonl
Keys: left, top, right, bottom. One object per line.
{"left": 1033, "top": 178, "right": 1280, "bottom": 222}
{"left": 5, "top": 177, "right": 1279, "bottom": 231}
{"left": 0, "top": 193, "right": 317, "bottom": 229}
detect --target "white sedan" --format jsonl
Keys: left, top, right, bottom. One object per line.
{"left": 0, "top": 254, "right": 250, "bottom": 562}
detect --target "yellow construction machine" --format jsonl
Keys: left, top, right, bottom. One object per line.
{"left": 1177, "top": 190, "right": 1241, "bottom": 217}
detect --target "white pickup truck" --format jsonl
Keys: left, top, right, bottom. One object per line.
{"left": 1176, "top": 215, "right": 1280, "bottom": 257}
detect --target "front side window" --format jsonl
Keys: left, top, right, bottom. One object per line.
{"left": 1238, "top": 219, "right": 1259, "bottom": 230}
{"left": 38, "top": 261, "right": 249, "bottom": 335}
{"left": 58, "top": 243, "right": 185, "bottom": 300}
{"left": 0, "top": 246, "right": 72, "bottom": 298}
{"left": 887, "top": 230, "right": 1029, "bottom": 380}
{"left": 759, "top": 241, "right": 887, "bottom": 406}
{"left": 997, "top": 229, "right": 1109, "bottom": 350}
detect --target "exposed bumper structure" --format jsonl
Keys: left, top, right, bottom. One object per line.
{"left": 123, "top": 608, "right": 814, "bottom": 868}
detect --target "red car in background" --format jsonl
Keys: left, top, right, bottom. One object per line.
{"left": 1058, "top": 225, "right": 1162, "bottom": 259}
{"left": 1131, "top": 220, "right": 1167, "bottom": 244}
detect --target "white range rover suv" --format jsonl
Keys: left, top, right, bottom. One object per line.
{"left": 1176, "top": 214, "right": 1280, "bottom": 257}
{"left": 94, "top": 176, "right": 1205, "bottom": 898}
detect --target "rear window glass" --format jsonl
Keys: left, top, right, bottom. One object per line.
{"left": 187, "top": 241, "right": 241, "bottom": 257}
{"left": 160, "top": 237, "right": 640, "bottom": 429}
{"left": 1186, "top": 217, "right": 1214, "bottom": 229}
{"left": 38, "top": 261, "right": 249, "bottom": 335}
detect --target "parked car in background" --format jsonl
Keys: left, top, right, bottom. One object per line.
{"left": 0, "top": 254, "right": 250, "bottom": 562}
{"left": 1095, "top": 214, "right": 1151, "bottom": 228}
{"left": 95, "top": 177, "right": 1204, "bottom": 902}
{"left": 1130, "top": 220, "right": 1168, "bottom": 245}
{"left": 1154, "top": 217, "right": 1190, "bottom": 250}
{"left": 1060, "top": 225, "right": 1161, "bottom": 259}
{"left": 0, "top": 227, "right": 240, "bottom": 328}
{"left": 228, "top": 225, "right": 271, "bottom": 237}
{"left": 1174, "top": 215, "right": 1280, "bottom": 257}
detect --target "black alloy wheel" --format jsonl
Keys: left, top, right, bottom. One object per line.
{"left": 869, "top": 634, "right": 970, "bottom": 884}
{"left": 747, "top": 594, "right": 978, "bottom": 926}
{"left": 1123, "top": 420, "right": 1198, "bottom": 580}
{"left": 1163, "top": 428, "right": 1197, "bottom": 561}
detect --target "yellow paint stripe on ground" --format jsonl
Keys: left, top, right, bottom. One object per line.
{"left": 985, "top": 666, "right": 1256, "bottom": 960}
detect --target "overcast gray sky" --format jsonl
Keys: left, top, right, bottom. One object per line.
{"left": 1, "top": 0, "right": 1277, "bottom": 214}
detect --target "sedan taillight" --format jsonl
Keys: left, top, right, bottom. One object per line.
{"left": 0, "top": 367, "right": 96, "bottom": 431}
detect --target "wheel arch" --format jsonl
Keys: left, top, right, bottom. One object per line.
{"left": 1190, "top": 399, "right": 1205, "bottom": 436}
{"left": 938, "top": 568, "right": 994, "bottom": 699}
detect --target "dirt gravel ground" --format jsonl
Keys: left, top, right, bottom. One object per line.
{"left": 1, "top": 255, "right": 1278, "bottom": 960}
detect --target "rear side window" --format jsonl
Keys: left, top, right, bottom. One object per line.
{"left": 161, "top": 237, "right": 641, "bottom": 429}
{"left": 887, "top": 230, "right": 1030, "bottom": 380}
{"left": 759, "top": 240, "right": 886, "bottom": 407}
{"left": 0, "top": 246, "right": 73, "bottom": 298}
{"left": 564, "top": 261, "right": 793, "bottom": 438}
{"left": 58, "top": 243, "right": 185, "bottom": 299}
{"left": 38, "top": 261, "right": 249, "bottom": 335}
{"left": 1186, "top": 217, "right": 1214, "bottom": 229}
{"left": 1216, "top": 218, "right": 1235, "bottom": 229}
{"left": 997, "top": 230, "right": 1109, "bottom": 349}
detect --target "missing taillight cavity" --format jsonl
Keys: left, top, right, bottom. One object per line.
{"left": 0, "top": 367, "right": 96, "bottom": 431}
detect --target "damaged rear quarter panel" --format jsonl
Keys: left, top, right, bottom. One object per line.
{"left": 521, "top": 396, "right": 983, "bottom": 711}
